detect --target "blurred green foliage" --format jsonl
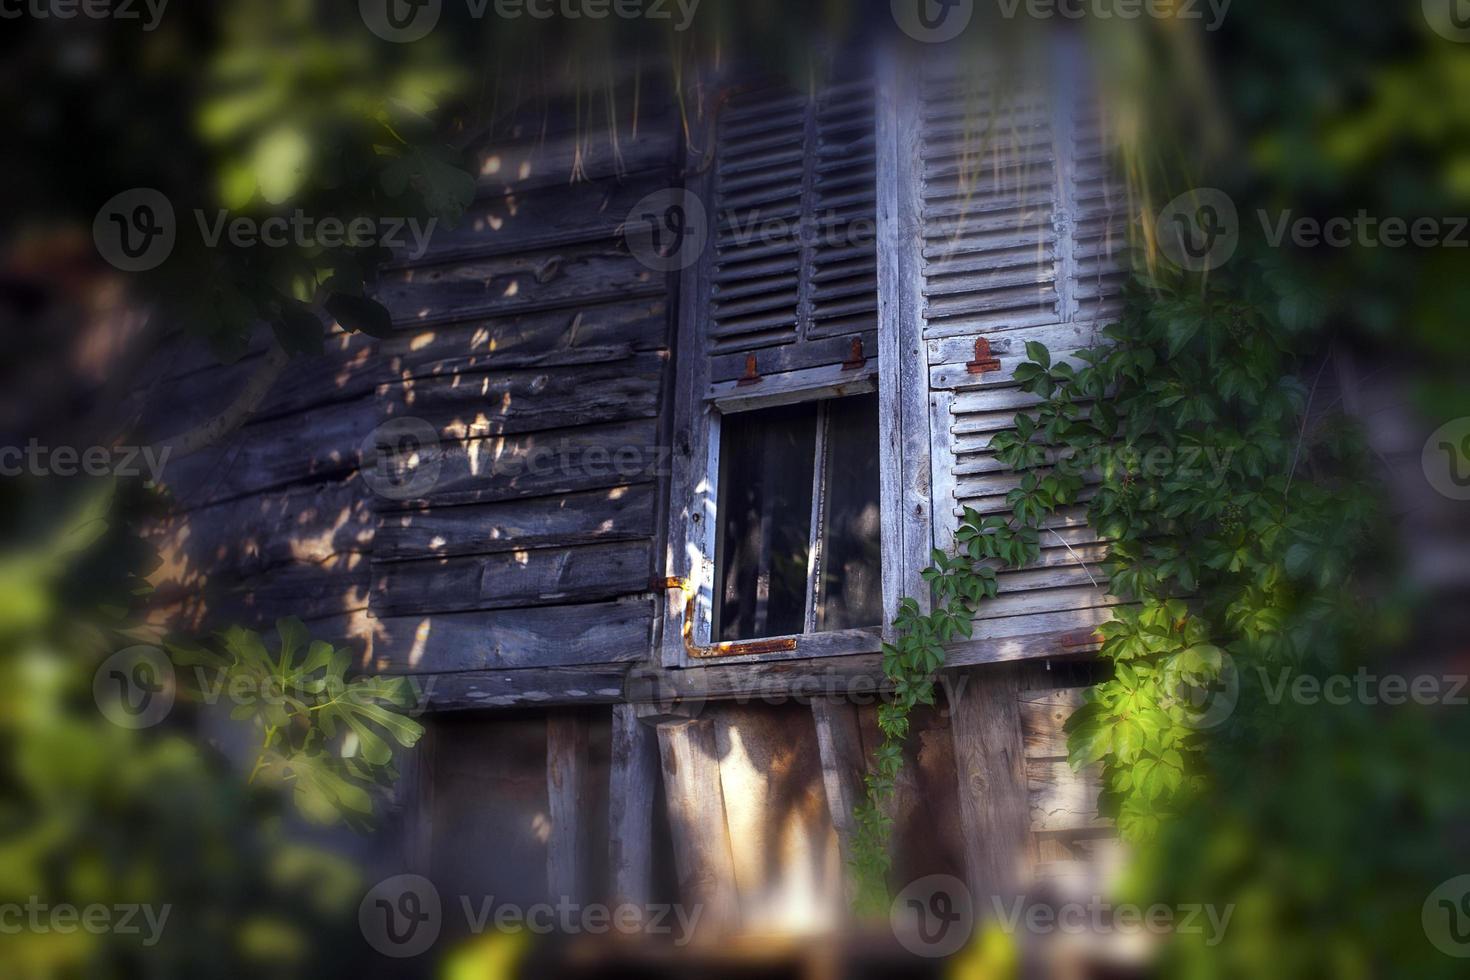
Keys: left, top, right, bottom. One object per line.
{"left": 172, "top": 618, "right": 423, "bottom": 832}
{"left": 0, "top": 483, "right": 396, "bottom": 979}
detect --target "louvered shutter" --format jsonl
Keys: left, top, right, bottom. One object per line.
{"left": 915, "top": 48, "right": 1129, "bottom": 643}
{"left": 704, "top": 60, "right": 879, "bottom": 386}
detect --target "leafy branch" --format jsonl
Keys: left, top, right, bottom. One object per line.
{"left": 172, "top": 617, "right": 425, "bottom": 830}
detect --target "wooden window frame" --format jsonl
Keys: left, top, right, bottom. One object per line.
{"left": 659, "top": 50, "right": 931, "bottom": 668}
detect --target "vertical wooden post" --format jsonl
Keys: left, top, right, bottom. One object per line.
{"left": 546, "top": 712, "right": 591, "bottom": 903}
{"left": 656, "top": 717, "right": 739, "bottom": 936}
{"left": 397, "top": 721, "right": 435, "bottom": 878}
{"left": 946, "top": 665, "right": 1034, "bottom": 912}
{"left": 810, "top": 696, "right": 869, "bottom": 873}
{"left": 608, "top": 703, "right": 658, "bottom": 908}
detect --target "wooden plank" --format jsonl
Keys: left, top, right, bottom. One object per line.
{"left": 395, "top": 721, "right": 435, "bottom": 877}
{"left": 381, "top": 351, "right": 665, "bottom": 440}
{"left": 810, "top": 696, "right": 871, "bottom": 879}
{"left": 947, "top": 663, "right": 1035, "bottom": 906}
{"left": 708, "top": 330, "right": 877, "bottom": 383}
{"left": 1027, "top": 758, "right": 1107, "bottom": 834}
{"left": 370, "top": 539, "right": 653, "bottom": 617}
{"left": 706, "top": 363, "right": 876, "bottom": 414}
{"left": 373, "top": 417, "right": 666, "bottom": 509}
{"left": 471, "top": 111, "right": 675, "bottom": 197}
{"left": 949, "top": 609, "right": 1112, "bottom": 661}
{"left": 382, "top": 297, "right": 668, "bottom": 379}
{"left": 363, "top": 599, "right": 655, "bottom": 673}
{"left": 547, "top": 713, "right": 592, "bottom": 902}
{"left": 149, "top": 558, "right": 371, "bottom": 631}
{"left": 608, "top": 703, "right": 659, "bottom": 908}
{"left": 413, "top": 666, "right": 631, "bottom": 711}
{"left": 877, "top": 49, "right": 935, "bottom": 629}
{"left": 159, "top": 395, "right": 379, "bottom": 508}
{"left": 659, "top": 102, "right": 719, "bottom": 669}
{"left": 147, "top": 478, "right": 372, "bottom": 585}
{"left": 409, "top": 174, "right": 668, "bottom": 265}
{"left": 373, "top": 483, "right": 655, "bottom": 562}
{"left": 1020, "top": 688, "right": 1087, "bottom": 760}
{"left": 376, "top": 243, "right": 663, "bottom": 328}
{"left": 656, "top": 718, "right": 740, "bottom": 937}
{"left": 126, "top": 330, "right": 389, "bottom": 441}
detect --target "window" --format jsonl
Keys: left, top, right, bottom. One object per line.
{"left": 659, "top": 53, "right": 906, "bottom": 666}
{"left": 713, "top": 394, "right": 883, "bottom": 642}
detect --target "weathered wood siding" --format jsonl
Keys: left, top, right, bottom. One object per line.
{"left": 145, "top": 78, "right": 679, "bottom": 684}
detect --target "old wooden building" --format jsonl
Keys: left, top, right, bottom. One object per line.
{"left": 141, "top": 27, "right": 1131, "bottom": 966}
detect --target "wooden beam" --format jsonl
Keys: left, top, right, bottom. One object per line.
{"left": 810, "top": 696, "right": 870, "bottom": 876}
{"left": 655, "top": 717, "right": 739, "bottom": 936}
{"left": 546, "top": 713, "right": 592, "bottom": 903}
{"left": 946, "top": 664, "right": 1035, "bottom": 911}
{"left": 608, "top": 703, "right": 659, "bottom": 908}
{"left": 876, "top": 45, "right": 935, "bottom": 630}
{"left": 396, "top": 721, "right": 435, "bottom": 878}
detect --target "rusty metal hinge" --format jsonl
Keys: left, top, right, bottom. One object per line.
{"left": 841, "top": 336, "right": 866, "bottom": 371}
{"left": 965, "top": 337, "right": 1002, "bottom": 374}
{"left": 736, "top": 353, "right": 761, "bottom": 386}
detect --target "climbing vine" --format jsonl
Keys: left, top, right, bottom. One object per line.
{"left": 850, "top": 259, "right": 1382, "bottom": 909}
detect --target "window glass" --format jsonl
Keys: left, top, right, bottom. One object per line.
{"left": 714, "top": 402, "right": 817, "bottom": 641}
{"left": 815, "top": 394, "right": 883, "bottom": 631}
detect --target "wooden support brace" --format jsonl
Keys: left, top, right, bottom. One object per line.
{"left": 655, "top": 717, "right": 739, "bottom": 937}
{"left": 946, "top": 664, "right": 1035, "bottom": 912}
{"left": 546, "top": 712, "right": 592, "bottom": 903}
{"left": 810, "top": 696, "right": 870, "bottom": 882}
{"left": 608, "top": 703, "right": 659, "bottom": 908}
